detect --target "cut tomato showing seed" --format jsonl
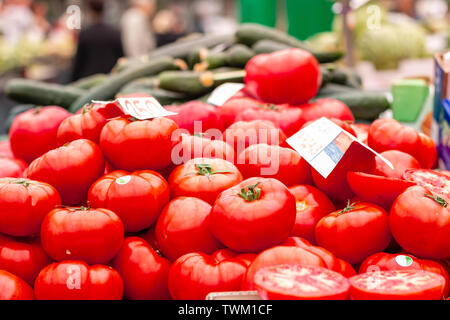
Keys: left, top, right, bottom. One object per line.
{"left": 403, "top": 169, "right": 450, "bottom": 200}
{"left": 254, "top": 264, "right": 350, "bottom": 300}
{"left": 349, "top": 270, "right": 445, "bottom": 300}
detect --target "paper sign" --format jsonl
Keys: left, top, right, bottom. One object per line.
{"left": 286, "top": 117, "right": 393, "bottom": 178}
{"left": 207, "top": 83, "right": 245, "bottom": 106}
{"left": 93, "top": 97, "right": 177, "bottom": 120}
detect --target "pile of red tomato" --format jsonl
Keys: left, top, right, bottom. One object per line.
{"left": 0, "top": 49, "right": 448, "bottom": 300}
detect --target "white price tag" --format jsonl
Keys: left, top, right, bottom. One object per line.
{"left": 207, "top": 83, "right": 245, "bottom": 106}
{"left": 286, "top": 117, "right": 393, "bottom": 178}
{"left": 93, "top": 97, "right": 177, "bottom": 120}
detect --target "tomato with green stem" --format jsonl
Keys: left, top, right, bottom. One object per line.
{"left": 403, "top": 169, "right": 449, "bottom": 201}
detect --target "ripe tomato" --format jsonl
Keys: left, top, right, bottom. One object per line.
{"left": 168, "top": 158, "right": 243, "bottom": 205}
{"left": 9, "top": 106, "right": 71, "bottom": 163}
{"left": 112, "top": 237, "right": 171, "bottom": 300}
{"left": 245, "top": 48, "right": 321, "bottom": 105}
{"left": 335, "top": 259, "right": 357, "bottom": 278}
{"left": 25, "top": 139, "right": 104, "bottom": 205}
{"left": 236, "top": 144, "right": 311, "bottom": 187}
{"left": 99, "top": 116, "right": 179, "bottom": 171}
{"left": 315, "top": 202, "right": 391, "bottom": 264}
{"left": 368, "top": 118, "right": 437, "bottom": 169}
{"left": 288, "top": 185, "right": 335, "bottom": 243}
{"left": 222, "top": 120, "right": 287, "bottom": 157}
{"left": 210, "top": 177, "right": 296, "bottom": 252}
{"left": 165, "top": 101, "right": 224, "bottom": 134}
{"left": 0, "top": 270, "right": 34, "bottom": 300}
{"left": 155, "top": 197, "right": 223, "bottom": 261}
{"left": 349, "top": 270, "right": 445, "bottom": 300}
{"left": 41, "top": 207, "right": 124, "bottom": 264}
{"left": 216, "top": 96, "right": 262, "bottom": 128}
{"left": 403, "top": 169, "right": 449, "bottom": 200}
{"left": 171, "top": 133, "right": 235, "bottom": 165}
{"left": 254, "top": 265, "right": 350, "bottom": 300}
{"left": 0, "top": 157, "right": 27, "bottom": 178}
{"left": 0, "top": 235, "right": 51, "bottom": 285}
{"left": 88, "top": 170, "right": 170, "bottom": 232}
{"left": 373, "top": 150, "right": 421, "bottom": 179}
{"left": 299, "top": 98, "right": 354, "bottom": 123}
{"left": 242, "top": 245, "right": 327, "bottom": 290}
{"left": 0, "top": 140, "right": 14, "bottom": 158}
{"left": 351, "top": 123, "right": 369, "bottom": 144}
{"left": 168, "top": 249, "right": 255, "bottom": 300}
{"left": 390, "top": 186, "right": 450, "bottom": 259}
{"left": 34, "top": 261, "right": 123, "bottom": 300}
{"left": 0, "top": 178, "right": 61, "bottom": 236}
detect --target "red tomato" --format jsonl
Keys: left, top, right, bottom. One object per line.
{"left": 0, "top": 157, "right": 27, "bottom": 178}
{"left": 242, "top": 245, "right": 327, "bottom": 290}
{"left": 34, "top": 261, "right": 123, "bottom": 300}
{"left": 41, "top": 207, "right": 124, "bottom": 264}
{"left": 0, "top": 235, "right": 51, "bottom": 285}
{"left": 245, "top": 48, "right": 321, "bottom": 105}
{"left": 0, "top": 140, "right": 14, "bottom": 158}
{"left": 210, "top": 177, "right": 296, "bottom": 252}
{"left": 223, "top": 120, "right": 287, "bottom": 157}
{"left": 254, "top": 265, "right": 350, "bottom": 300}
{"left": 57, "top": 103, "right": 120, "bottom": 145}
{"left": 299, "top": 98, "right": 354, "bottom": 123}
{"left": 171, "top": 133, "right": 235, "bottom": 165}
{"left": 0, "top": 178, "right": 61, "bottom": 236}
{"left": 140, "top": 228, "right": 161, "bottom": 253}
{"left": 335, "top": 259, "right": 357, "bottom": 278}
{"left": 351, "top": 123, "right": 369, "bottom": 144}
{"left": 217, "top": 96, "right": 261, "bottom": 128}
{"left": 112, "top": 237, "right": 171, "bottom": 300}
{"left": 349, "top": 270, "right": 445, "bottom": 300}
{"left": 9, "top": 106, "right": 71, "bottom": 163}
{"left": 368, "top": 118, "right": 437, "bottom": 169}
{"left": 155, "top": 197, "right": 223, "bottom": 261}
{"left": 88, "top": 170, "right": 170, "bottom": 232}
{"left": 390, "top": 186, "right": 450, "bottom": 260}
{"left": 25, "top": 139, "right": 105, "bottom": 205}
{"left": 168, "top": 158, "right": 243, "bottom": 205}
{"left": 373, "top": 150, "right": 421, "bottom": 179}
{"left": 99, "top": 116, "right": 179, "bottom": 171}
{"left": 288, "top": 185, "right": 335, "bottom": 243}
{"left": 315, "top": 202, "right": 392, "bottom": 264}
{"left": 0, "top": 270, "right": 34, "bottom": 300}
{"left": 359, "top": 252, "right": 449, "bottom": 297}
{"left": 235, "top": 104, "right": 304, "bottom": 137}
{"left": 168, "top": 249, "right": 255, "bottom": 300}
{"left": 403, "top": 169, "right": 449, "bottom": 201}
{"left": 236, "top": 144, "right": 311, "bottom": 187}
{"left": 165, "top": 101, "right": 224, "bottom": 135}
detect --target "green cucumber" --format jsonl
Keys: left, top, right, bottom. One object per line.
{"left": 330, "top": 69, "right": 362, "bottom": 89}
{"left": 118, "top": 87, "right": 189, "bottom": 105}
{"left": 225, "top": 44, "right": 255, "bottom": 68}
{"left": 252, "top": 39, "right": 291, "bottom": 54}
{"left": 194, "top": 52, "right": 227, "bottom": 71}
{"left": 70, "top": 56, "right": 179, "bottom": 112}
{"left": 70, "top": 73, "right": 107, "bottom": 90}
{"left": 320, "top": 67, "right": 332, "bottom": 88}
{"left": 316, "top": 83, "right": 359, "bottom": 97}
{"left": 5, "top": 79, "right": 86, "bottom": 109}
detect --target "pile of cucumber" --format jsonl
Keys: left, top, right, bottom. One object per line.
{"left": 4, "top": 23, "right": 389, "bottom": 121}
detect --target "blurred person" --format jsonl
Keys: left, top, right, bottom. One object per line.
{"left": 29, "top": 1, "right": 50, "bottom": 41}
{"left": 153, "top": 4, "right": 187, "bottom": 47}
{"left": 121, "top": 0, "right": 156, "bottom": 57}
{"left": 0, "top": 0, "right": 34, "bottom": 44}
{"left": 71, "top": 0, "right": 124, "bottom": 81}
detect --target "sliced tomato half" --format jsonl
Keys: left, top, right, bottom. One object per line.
{"left": 403, "top": 169, "right": 450, "bottom": 200}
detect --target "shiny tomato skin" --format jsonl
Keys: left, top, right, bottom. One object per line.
{"left": 210, "top": 177, "right": 296, "bottom": 252}
{"left": 34, "top": 261, "right": 123, "bottom": 300}
{"left": 9, "top": 106, "right": 71, "bottom": 163}
{"left": 216, "top": 96, "right": 262, "bottom": 128}
{"left": 25, "top": 139, "right": 105, "bottom": 205}
{"left": 373, "top": 150, "right": 421, "bottom": 179}
{"left": 88, "top": 170, "right": 170, "bottom": 232}
{"left": 0, "top": 178, "right": 61, "bottom": 236}
{"left": 112, "top": 237, "right": 171, "bottom": 300}
{"left": 242, "top": 245, "right": 327, "bottom": 290}
{"left": 99, "top": 116, "right": 179, "bottom": 171}
{"left": 298, "top": 98, "right": 354, "bottom": 123}
{"left": 288, "top": 185, "right": 335, "bottom": 243}
{"left": 245, "top": 48, "right": 321, "bottom": 105}
{"left": 349, "top": 270, "right": 445, "bottom": 300}
{"left": 0, "top": 157, "right": 28, "bottom": 178}
{"left": 0, "top": 235, "right": 51, "bottom": 285}
{"left": 168, "top": 158, "right": 243, "bottom": 205}
{"left": 315, "top": 202, "right": 392, "bottom": 264}
{"left": 335, "top": 259, "right": 357, "bottom": 278}
{"left": 390, "top": 186, "right": 450, "bottom": 260}
{"left": 168, "top": 249, "right": 255, "bottom": 300}
{"left": 0, "top": 140, "right": 14, "bottom": 158}
{"left": 40, "top": 207, "right": 124, "bottom": 264}
{"left": 351, "top": 123, "right": 369, "bottom": 144}
{"left": 237, "top": 144, "right": 311, "bottom": 187}
{"left": 0, "top": 270, "right": 34, "bottom": 300}
{"left": 155, "top": 197, "right": 223, "bottom": 261}
{"left": 403, "top": 169, "right": 449, "bottom": 201}
{"left": 368, "top": 118, "right": 437, "bottom": 169}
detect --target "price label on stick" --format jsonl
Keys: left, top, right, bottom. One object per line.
{"left": 286, "top": 117, "right": 393, "bottom": 178}
{"left": 207, "top": 83, "right": 245, "bottom": 106}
